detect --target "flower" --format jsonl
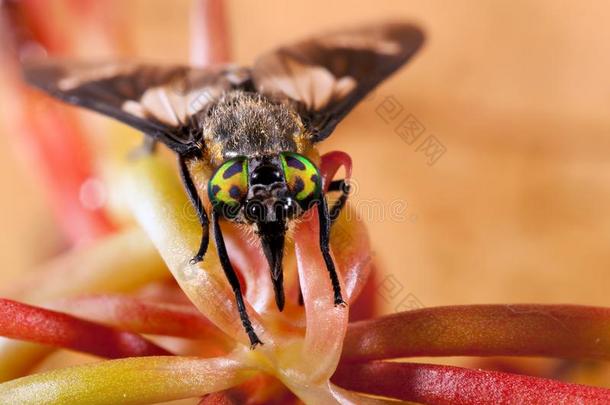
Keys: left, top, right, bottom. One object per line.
{"left": 1, "top": 1, "right": 610, "bottom": 404}
{"left": 1, "top": 144, "right": 610, "bottom": 404}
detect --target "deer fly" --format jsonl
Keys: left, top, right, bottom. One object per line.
{"left": 24, "top": 22, "right": 424, "bottom": 348}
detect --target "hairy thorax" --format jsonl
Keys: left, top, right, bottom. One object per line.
{"left": 200, "top": 90, "right": 310, "bottom": 167}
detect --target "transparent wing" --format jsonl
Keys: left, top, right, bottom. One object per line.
{"left": 252, "top": 22, "right": 425, "bottom": 142}
{"left": 24, "top": 60, "right": 251, "bottom": 154}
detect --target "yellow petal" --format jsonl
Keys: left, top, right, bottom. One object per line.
{"left": 0, "top": 356, "right": 251, "bottom": 405}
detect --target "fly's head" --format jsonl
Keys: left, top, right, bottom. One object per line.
{"left": 207, "top": 152, "right": 322, "bottom": 311}
{"left": 207, "top": 152, "right": 322, "bottom": 227}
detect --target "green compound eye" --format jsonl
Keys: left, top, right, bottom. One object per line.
{"left": 208, "top": 157, "right": 248, "bottom": 211}
{"left": 280, "top": 152, "right": 321, "bottom": 207}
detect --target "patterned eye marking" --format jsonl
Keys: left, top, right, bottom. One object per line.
{"left": 280, "top": 152, "right": 321, "bottom": 204}
{"left": 223, "top": 160, "right": 244, "bottom": 179}
{"left": 208, "top": 157, "right": 248, "bottom": 208}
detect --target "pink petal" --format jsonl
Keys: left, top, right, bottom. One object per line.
{"left": 320, "top": 151, "right": 373, "bottom": 303}
{"left": 221, "top": 224, "right": 275, "bottom": 314}
{"left": 329, "top": 204, "right": 373, "bottom": 304}
{"left": 293, "top": 209, "right": 348, "bottom": 382}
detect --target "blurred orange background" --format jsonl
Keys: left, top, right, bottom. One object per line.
{"left": 1, "top": 0, "right": 610, "bottom": 316}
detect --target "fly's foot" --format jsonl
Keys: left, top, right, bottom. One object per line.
{"left": 189, "top": 255, "right": 204, "bottom": 265}
{"left": 334, "top": 296, "right": 347, "bottom": 307}
{"left": 247, "top": 330, "right": 263, "bottom": 349}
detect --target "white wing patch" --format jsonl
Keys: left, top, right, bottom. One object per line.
{"left": 56, "top": 64, "right": 138, "bottom": 91}
{"left": 320, "top": 34, "right": 402, "bottom": 55}
{"left": 256, "top": 56, "right": 356, "bottom": 111}
{"left": 127, "top": 84, "right": 224, "bottom": 126}
{"left": 114, "top": 66, "right": 249, "bottom": 127}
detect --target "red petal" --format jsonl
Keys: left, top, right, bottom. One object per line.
{"left": 319, "top": 151, "right": 353, "bottom": 191}
{"left": 0, "top": 299, "right": 170, "bottom": 358}
{"left": 56, "top": 294, "right": 229, "bottom": 343}
{"left": 343, "top": 304, "right": 610, "bottom": 362}
{"left": 333, "top": 361, "right": 610, "bottom": 404}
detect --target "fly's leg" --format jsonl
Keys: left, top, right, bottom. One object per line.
{"left": 317, "top": 197, "right": 347, "bottom": 306}
{"left": 212, "top": 210, "right": 263, "bottom": 348}
{"left": 296, "top": 180, "right": 350, "bottom": 306}
{"left": 178, "top": 156, "right": 210, "bottom": 264}
{"left": 328, "top": 179, "right": 350, "bottom": 224}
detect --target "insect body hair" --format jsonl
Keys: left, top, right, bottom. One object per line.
{"left": 201, "top": 90, "right": 305, "bottom": 166}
